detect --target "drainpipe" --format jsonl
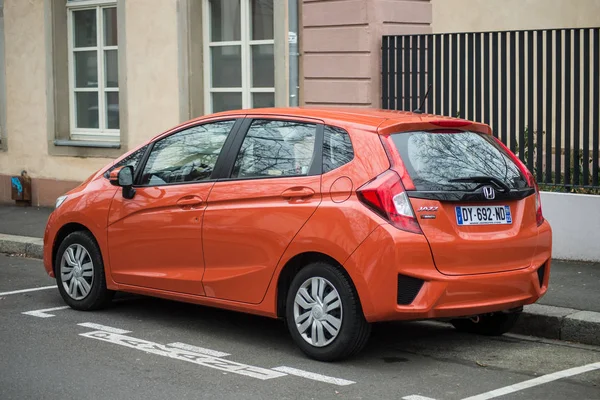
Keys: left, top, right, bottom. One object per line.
{"left": 288, "top": 0, "right": 299, "bottom": 107}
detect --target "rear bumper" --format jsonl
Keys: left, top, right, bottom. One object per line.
{"left": 344, "top": 221, "right": 552, "bottom": 323}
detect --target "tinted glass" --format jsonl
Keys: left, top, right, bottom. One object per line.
{"left": 209, "top": 0, "right": 241, "bottom": 42}
{"left": 232, "top": 120, "right": 316, "bottom": 178}
{"left": 252, "top": 92, "right": 274, "bottom": 108}
{"left": 104, "top": 145, "right": 148, "bottom": 178}
{"left": 74, "top": 51, "right": 98, "bottom": 88}
{"left": 213, "top": 92, "right": 242, "bottom": 112}
{"left": 103, "top": 7, "right": 118, "bottom": 46}
{"left": 250, "top": 0, "right": 274, "bottom": 40}
{"left": 73, "top": 9, "right": 96, "bottom": 48}
{"left": 75, "top": 92, "right": 99, "bottom": 128}
{"left": 140, "top": 121, "right": 234, "bottom": 185}
{"left": 323, "top": 126, "right": 354, "bottom": 173}
{"left": 390, "top": 131, "right": 527, "bottom": 191}
{"left": 211, "top": 46, "right": 242, "bottom": 88}
{"left": 251, "top": 44, "right": 274, "bottom": 87}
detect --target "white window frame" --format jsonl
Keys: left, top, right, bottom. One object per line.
{"left": 67, "top": 0, "right": 119, "bottom": 142}
{"left": 203, "top": 0, "right": 275, "bottom": 114}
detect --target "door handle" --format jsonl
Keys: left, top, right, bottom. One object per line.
{"left": 176, "top": 195, "right": 203, "bottom": 208}
{"left": 281, "top": 187, "right": 315, "bottom": 200}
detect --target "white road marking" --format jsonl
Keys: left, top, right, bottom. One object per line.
{"left": 168, "top": 342, "right": 230, "bottom": 358}
{"left": 403, "top": 396, "right": 438, "bottom": 400}
{"left": 22, "top": 306, "right": 69, "bottom": 318}
{"left": 78, "top": 322, "right": 131, "bottom": 334}
{"left": 461, "top": 361, "right": 600, "bottom": 400}
{"left": 271, "top": 366, "right": 355, "bottom": 386}
{"left": 0, "top": 285, "right": 56, "bottom": 296}
{"left": 80, "top": 330, "right": 286, "bottom": 380}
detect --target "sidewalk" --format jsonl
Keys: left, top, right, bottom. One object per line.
{"left": 0, "top": 204, "right": 598, "bottom": 345}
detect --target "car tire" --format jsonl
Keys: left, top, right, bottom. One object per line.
{"left": 55, "top": 231, "right": 114, "bottom": 311}
{"left": 285, "top": 262, "right": 371, "bottom": 362}
{"left": 450, "top": 312, "right": 521, "bottom": 336}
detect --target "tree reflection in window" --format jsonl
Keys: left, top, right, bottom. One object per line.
{"left": 392, "top": 131, "right": 527, "bottom": 191}
{"left": 140, "top": 120, "right": 234, "bottom": 185}
{"left": 104, "top": 144, "right": 148, "bottom": 179}
{"left": 232, "top": 120, "right": 316, "bottom": 178}
{"left": 323, "top": 126, "right": 354, "bottom": 173}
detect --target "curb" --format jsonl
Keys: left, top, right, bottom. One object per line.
{"left": 513, "top": 304, "right": 600, "bottom": 346}
{"left": 0, "top": 233, "right": 44, "bottom": 259}
{"left": 0, "top": 234, "right": 599, "bottom": 346}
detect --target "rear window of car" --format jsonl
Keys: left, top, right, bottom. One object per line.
{"left": 390, "top": 131, "right": 528, "bottom": 191}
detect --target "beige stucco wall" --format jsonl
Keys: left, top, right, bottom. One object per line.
{"left": 432, "top": 0, "right": 600, "bottom": 33}
{"left": 124, "top": 0, "right": 181, "bottom": 148}
{"left": 0, "top": 0, "right": 112, "bottom": 183}
{"left": 0, "top": 0, "right": 181, "bottom": 189}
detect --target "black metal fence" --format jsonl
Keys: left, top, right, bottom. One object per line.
{"left": 382, "top": 28, "right": 600, "bottom": 189}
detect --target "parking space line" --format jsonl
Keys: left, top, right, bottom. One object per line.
{"left": 80, "top": 330, "right": 286, "bottom": 380}
{"left": 461, "top": 361, "right": 600, "bottom": 400}
{"left": 0, "top": 285, "right": 56, "bottom": 296}
{"left": 22, "top": 306, "right": 69, "bottom": 318}
{"left": 403, "top": 396, "right": 438, "bottom": 400}
{"left": 78, "top": 322, "right": 131, "bottom": 334}
{"left": 168, "top": 342, "right": 230, "bottom": 358}
{"left": 271, "top": 366, "right": 355, "bottom": 386}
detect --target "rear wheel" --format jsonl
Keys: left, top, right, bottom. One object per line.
{"left": 450, "top": 311, "right": 521, "bottom": 336}
{"left": 285, "top": 262, "right": 371, "bottom": 361}
{"left": 55, "top": 231, "right": 114, "bottom": 310}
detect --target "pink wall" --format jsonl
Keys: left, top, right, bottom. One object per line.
{"left": 301, "top": 0, "right": 432, "bottom": 108}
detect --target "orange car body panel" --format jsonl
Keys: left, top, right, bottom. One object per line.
{"left": 202, "top": 175, "right": 322, "bottom": 304}
{"left": 410, "top": 197, "right": 540, "bottom": 276}
{"left": 42, "top": 107, "right": 552, "bottom": 323}
{"left": 107, "top": 183, "right": 213, "bottom": 295}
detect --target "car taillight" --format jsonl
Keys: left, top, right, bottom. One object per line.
{"left": 535, "top": 183, "right": 544, "bottom": 226}
{"left": 357, "top": 170, "right": 422, "bottom": 234}
{"left": 492, "top": 137, "right": 544, "bottom": 226}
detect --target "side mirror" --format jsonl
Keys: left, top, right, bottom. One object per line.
{"left": 109, "top": 166, "right": 136, "bottom": 199}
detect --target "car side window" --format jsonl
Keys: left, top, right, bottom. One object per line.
{"left": 104, "top": 145, "right": 148, "bottom": 179}
{"left": 323, "top": 125, "right": 354, "bottom": 173}
{"left": 231, "top": 119, "right": 317, "bottom": 178}
{"left": 139, "top": 120, "right": 235, "bottom": 186}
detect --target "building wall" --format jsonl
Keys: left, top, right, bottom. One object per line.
{"left": 300, "top": 0, "right": 431, "bottom": 108}
{"left": 0, "top": 0, "right": 182, "bottom": 206}
{"left": 432, "top": 0, "right": 600, "bottom": 33}
{"left": 124, "top": 0, "right": 181, "bottom": 148}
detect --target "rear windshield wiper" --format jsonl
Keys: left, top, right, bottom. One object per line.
{"left": 448, "top": 176, "right": 511, "bottom": 193}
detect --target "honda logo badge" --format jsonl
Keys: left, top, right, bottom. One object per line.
{"left": 482, "top": 186, "right": 496, "bottom": 200}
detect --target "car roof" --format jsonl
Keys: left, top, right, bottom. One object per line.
{"left": 204, "top": 107, "right": 492, "bottom": 134}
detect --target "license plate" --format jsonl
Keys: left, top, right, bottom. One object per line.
{"left": 455, "top": 205, "right": 512, "bottom": 226}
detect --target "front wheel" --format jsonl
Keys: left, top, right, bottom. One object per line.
{"left": 55, "top": 231, "right": 114, "bottom": 311}
{"left": 450, "top": 312, "right": 521, "bottom": 336}
{"left": 285, "top": 262, "right": 371, "bottom": 362}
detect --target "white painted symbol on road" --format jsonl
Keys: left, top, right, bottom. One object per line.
{"left": 78, "top": 322, "right": 131, "bottom": 334}
{"left": 0, "top": 285, "right": 56, "bottom": 296}
{"left": 403, "top": 396, "right": 438, "bottom": 400}
{"left": 272, "top": 366, "right": 355, "bottom": 386}
{"left": 22, "top": 306, "right": 69, "bottom": 318}
{"left": 80, "top": 330, "right": 286, "bottom": 380}
{"left": 168, "top": 342, "right": 231, "bottom": 358}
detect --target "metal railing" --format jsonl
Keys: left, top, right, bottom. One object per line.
{"left": 382, "top": 28, "right": 600, "bottom": 189}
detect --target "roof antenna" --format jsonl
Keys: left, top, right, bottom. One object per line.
{"left": 413, "top": 84, "right": 432, "bottom": 114}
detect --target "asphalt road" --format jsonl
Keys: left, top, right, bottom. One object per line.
{"left": 1, "top": 254, "right": 599, "bottom": 400}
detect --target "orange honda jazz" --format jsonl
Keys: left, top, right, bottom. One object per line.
{"left": 44, "top": 108, "right": 552, "bottom": 361}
